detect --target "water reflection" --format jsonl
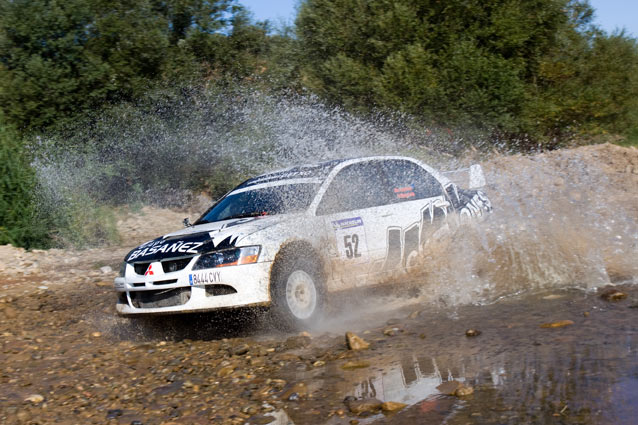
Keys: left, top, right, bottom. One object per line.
{"left": 281, "top": 289, "right": 638, "bottom": 424}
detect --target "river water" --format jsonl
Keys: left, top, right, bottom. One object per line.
{"left": 276, "top": 285, "right": 638, "bottom": 424}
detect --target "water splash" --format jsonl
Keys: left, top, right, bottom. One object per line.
{"left": 409, "top": 145, "right": 638, "bottom": 306}
{"left": 31, "top": 89, "right": 638, "bottom": 304}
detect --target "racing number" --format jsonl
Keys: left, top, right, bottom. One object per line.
{"left": 344, "top": 234, "right": 361, "bottom": 259}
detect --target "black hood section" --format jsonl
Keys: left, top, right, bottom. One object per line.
{"left": 125, "top": 232, "right": 224, "bottom": 263}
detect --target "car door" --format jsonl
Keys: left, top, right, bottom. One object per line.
{"left": 315, "top": 161, "right": 393, "bottom": 290}
{"left": 369, "top": 159, "right": 451, "bottom": 275}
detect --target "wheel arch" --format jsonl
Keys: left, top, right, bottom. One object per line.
{"left": 270, "top": 240, "right": 327, "bottom": 289}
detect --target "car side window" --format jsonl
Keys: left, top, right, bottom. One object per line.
{"left": 316, "top": 162, "right": 391, "bottom": 215}
{"left": 382, "top": 160, "right": 443, "bottom": 202}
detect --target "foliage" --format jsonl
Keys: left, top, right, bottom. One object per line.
{"left": 295, "top": 0, "right": 638, "bottom": 147}
{"left": 0, "top": 0, "right": 284, "bottom": 132}
{"left": 0, "top": 122, "right": 49, "bottom": 247}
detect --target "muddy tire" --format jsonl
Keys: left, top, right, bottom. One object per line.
{"left": 269, "top": 254, "right": 324, "bottom": 330}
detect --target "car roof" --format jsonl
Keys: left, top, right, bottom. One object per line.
{"left": 234, "top": 155, "right": 447, "bottom": 190}
{"left": 235, "top": 158, "right": 348, "bottom": 189}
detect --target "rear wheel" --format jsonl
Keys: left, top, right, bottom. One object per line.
{"left": 270, "top": 254, "right": 324, "bottom": 330}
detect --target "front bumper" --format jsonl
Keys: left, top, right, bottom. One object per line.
{"left": 114, "top": 260, "right": 272, "bottom": 315}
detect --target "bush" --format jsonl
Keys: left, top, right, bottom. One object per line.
{"left": 0, "top": 123, "right": 49, "bottom": 248}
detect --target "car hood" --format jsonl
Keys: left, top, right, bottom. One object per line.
{"left": 124, "top": 215, "right": 289, "bottom": 263}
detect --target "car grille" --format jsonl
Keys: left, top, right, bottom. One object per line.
{"left": 133, "top": 262, "right": 151, "bottom": 275}
{"left": 132, "top": 258, "right": 192, "bottom": 275}
{"left": 130, "top": 287, "right": 191, "bottom": 309}
{"left": 161, "top": 258, "right": 192, "bottom": 273}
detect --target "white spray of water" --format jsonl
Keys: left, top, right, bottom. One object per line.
{"left": 32, "top": 90, "right": 638, "bottom": 310}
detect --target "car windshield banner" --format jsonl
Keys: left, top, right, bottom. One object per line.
{"left": 125, "top": 232, "right": 215, "bottom": 262}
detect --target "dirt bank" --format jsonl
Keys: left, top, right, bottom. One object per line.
{"left": 1, "top": 143, "right": 637, "bottom": 424}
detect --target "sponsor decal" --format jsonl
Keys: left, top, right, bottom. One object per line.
{"left": 189, "top": 271, "right": 222, "bottom": 286}
{"left": 126, "top": 232, "right": 212, "bottom": 262}
{"left": 394, "top": 185, "right": 415, "bottom": 199}
{"left": 144, "top": 264, "right": 154, "bottom": 276}
{"left": 332, "top": 216, "right": 363, "bottom": 230}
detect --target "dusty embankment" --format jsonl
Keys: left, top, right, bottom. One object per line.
{"left": 1, "top": 143, "right": 637, "bottom": 425}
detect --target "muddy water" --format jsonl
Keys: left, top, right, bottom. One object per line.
{"left": 277, "top": 285, "right": 638, "bottom": 424}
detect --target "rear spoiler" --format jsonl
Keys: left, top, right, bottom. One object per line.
{"left": 442, "top": 164, "right": 486, "bottom": 189}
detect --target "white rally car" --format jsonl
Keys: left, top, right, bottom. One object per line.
{"left": 114, "top": 156, "right": 491, "bottom": 328}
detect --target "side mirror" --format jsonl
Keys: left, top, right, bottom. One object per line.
{"left": 183, "top": 218, "right": 192, "bottom": 228}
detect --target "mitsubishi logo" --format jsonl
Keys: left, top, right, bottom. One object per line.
{"left": 144, "top": 264, "right": 154, "bottom": 276}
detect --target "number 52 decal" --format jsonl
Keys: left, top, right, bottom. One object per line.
{"left": 343, "top": 234, "right": 361, "bottom": 259}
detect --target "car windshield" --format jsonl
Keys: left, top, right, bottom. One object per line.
{"left": 196, "top": 183, "right": 320, "bottom": 224}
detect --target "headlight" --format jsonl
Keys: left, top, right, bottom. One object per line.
{"left": 192, "top": 246, "right": 261, "bottom": 270}
{"left": 119, "top": 262, "right": 127, "bottom": 277}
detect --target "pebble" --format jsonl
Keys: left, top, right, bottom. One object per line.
{"left": 381, "top": 401, "right": 408, "bottom": 412}
{"left": 345, "top": 332, "right": 370, "bottom": 350}
{"left": 383, "top": 327, "right": 401, "bottom": 336}
{"left": 106, "top": 409, "right": 123, "bottom": 419}
{"left": 465, "top": 329, "right": 481, "bottom": 337}
{"left": 100, "top": 266, "right": 113, "bottom": 274}
{"left": 455, "top": 385, "right": 475, "bottom": 396}
{"left": 540, "top": 320, "right": 574, "bottom": 328}
{"left": 437, "top": 381, "right": 463, "bottom": 395}
{"left": 233, "top": 344, "right": 250, "bottom": 356}
{"left": 346, "top": 398, "right": 383, "bottom": 414}
{"left": 599, "top": 288, "right": 628, "bottom": 302}
{"left": 341, "top": 360, "right": 371, "bottom": 370}
{"left": 24, "top": 394, "right": 44, "bottom": 404}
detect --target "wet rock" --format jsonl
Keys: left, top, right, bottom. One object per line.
{"left": 341, "top": 360, "right": 370, "bottom": 370}
{"left": 246, "top": 415, "right": 276, "bottom": 424}
{"left": 436, "top": 381, "right": 474, "bottom": 397}
{"left": 233, "top": 344, "right": 250, "bottom": 356}
{"left": 383, "top": 327, "right": 400, "bottom": 336}
{"left": 542, "top": 294, "right": 564, "bottom": 300}
{"left": 345, "top": 332, "right": 370, "bottom": 350}
{"left": 465, "top": 329, "right": 481, "bottom": 337}
{"left": 217, "top": 365, "right": 236, "bottom": 377}
{"left": 24, "top": 394, "right": 44, "bottom": 404}
{"left": 437, "top": 381, "right": 462, "bottom": 395}
{"left": 381, "top": 401, "right": 408, "bottom": 413}
{"left": 281, "top": 382, "right": 307, "bottom": 400}
{"left": 346, "top": 398, "right": 383, "bottom": 414}
{"left": 599, "top": 288, "right": 628, "bottom": 302}
{"left": 540, "top": 320, "right": 574, "bottom": 328}
{"left": 106, "top": 409, "right": 123, "bottom": 419}
{"left": 455, "top": 385, "right": 474, "bottom": 397}
{"left": 284, "top": 335, "right": 311, "bottom": 349}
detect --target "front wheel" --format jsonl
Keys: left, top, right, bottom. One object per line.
{"left": 270, "top": 255, "right": 324, "bottom": 330}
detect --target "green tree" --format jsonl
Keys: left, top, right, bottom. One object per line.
{"left": 296, "top": 0, "right": 638, "bottom": 145}
{"left": 0, "top": 0, "right": 240, "bottom": 132}
{"left": 0, "top": 121, "right": 48, "bottom": 248}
